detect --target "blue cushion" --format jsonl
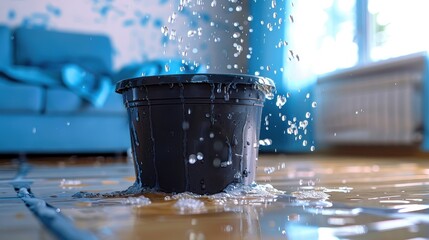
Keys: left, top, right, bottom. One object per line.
{"left": 45, "top": 87, "right": 125, "bottom": 114}
{"left": 0, "top": 25, "right": 11, "bottom": 68}
{"left": 0, "top": 114, "right": 130, "bottom": 153}
{"left": 14, "top": 27, "right": 113, "bottom": 74}
{"left": 45, "top": 87, "right": 82, "bottom": 113}
{"left": 0, "top": 78, "right": 44, "bottom": 113}
{"left": 85, "top": 91, "right": 124, "bottom": 114}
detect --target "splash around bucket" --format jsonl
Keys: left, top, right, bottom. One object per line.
{"left": 116, "top": 74, "right": 275, "bottom": 194}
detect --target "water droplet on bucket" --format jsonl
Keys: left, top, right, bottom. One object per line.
{"left": 188, "top": 154, "right": 197, "bottom": 164}
{"left": 213, "top": 158, "right": 221, "bottom": 168}
{"left": 305, "top": 112, "right": 311, "bottom": 118}
{"left": 197, "top": 152, "right": 204, "bottom": 160}
{"left": 182, "top": 121, "right": 190, "bottom": 130}
{"left": 271, "top": 0, "right": 276, "bottom": 8}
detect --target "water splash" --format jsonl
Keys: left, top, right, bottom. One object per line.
{"left": 121, "top": 196, "right": 152, "bottom": 206}
{"left": 174, "top": 198, "right": 206, "bottom": 214}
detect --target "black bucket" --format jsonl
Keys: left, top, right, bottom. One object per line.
{"left": 116, "top": 74, "right": 275, "bottom": 194}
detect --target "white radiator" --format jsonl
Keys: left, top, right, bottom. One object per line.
{"left": 315, "top": 52, "right": 426, "bottom": 145}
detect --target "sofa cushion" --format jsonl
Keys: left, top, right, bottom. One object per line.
{"left": 45, "top": 87, "right": 81, "bottom": 113}
{"left": 0, "top": 78, "right": 44, "bottom": 113}
{"left": 0, "top": 25, "right": 11, "bottom": 68}
{"left": 45, "top": 87, "right": 125, "bottom": 114}
{"left": 14, "top": 27, "right": 113, "bottom": 74}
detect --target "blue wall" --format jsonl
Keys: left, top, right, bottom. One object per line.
{"left": 249, "top": 0, "right": 315, "bottom": 153}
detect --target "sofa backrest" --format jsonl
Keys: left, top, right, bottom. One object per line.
{"left": 14, "top": 27, "right": 113, "bottom": 74}
{"left": 0, "top": 25, "right": 11, "bottom": 68}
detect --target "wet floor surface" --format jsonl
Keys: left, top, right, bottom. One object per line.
{"left": 1, "top": 154, "right": 429, "bottom": 240}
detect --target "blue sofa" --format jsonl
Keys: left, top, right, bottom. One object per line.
{"left": 0, "top": 25, "right": 201, "bottom": 154}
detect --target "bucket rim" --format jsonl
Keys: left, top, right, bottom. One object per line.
{"left": 115, "top": 73, "right": 275, "bottom": 94}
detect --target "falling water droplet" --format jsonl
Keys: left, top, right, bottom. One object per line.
{"left": 276, "top": 95, "right": 287, "bottom": 108}
{"left": 197, "top": 152, "right": 204, "bottom": 160}
{"left": 161, "top": 26, "right": 168, "bottom": 36}
{"left": 236, "top": 6, "right": 242, "bottom": 12}
{"left": 311, "top": 101, "right": 317, "bottom": 108}
{"left": 165, "top": 64, "right": 170, "bottom": 72}
{"left": 271, "top": 0, "right": 277, "bottom": 8}
{"left": 233, "top": 32, "right": 240, "bottom": 38}
{"left": 299, "top": 120, "right": 308, "bottom": 129}
{"left": 211, "top": 0, "right": 217, "bottom": 7}
{"left": 187, "top": 30, "right": 197, "bottom": 37}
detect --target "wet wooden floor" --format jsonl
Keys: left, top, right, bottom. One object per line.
{"left": 1, "top": 154, "right": 428, "bottom": 239}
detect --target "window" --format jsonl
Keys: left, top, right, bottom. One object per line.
{"left": 285, "top": 0, "right": 429, "bottom": 89}
{"left": 368, "top": 0, "right": 429, "bottom": 61}
{"left": 285, "top": 0, "right": 357, "bottom": 89}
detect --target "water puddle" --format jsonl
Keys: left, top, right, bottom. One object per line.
{"left": 5, "top": 156, "right": 429, "bottom": 239}
{"left": 70, "top": 179, "right": 429, "bottom": 239}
